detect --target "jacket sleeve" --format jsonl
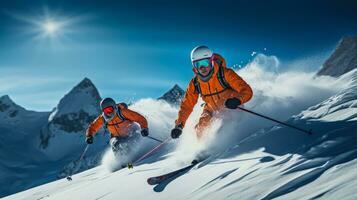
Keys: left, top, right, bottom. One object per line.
{"left": 86, "top": 115, "right": 104, "bottom": 137}
{"left": 225, "top": 69, "right": 253, "bottom": 104}
{"left": 175, "top": 79, "right": 199, "bottom": 127}
{"left": 123, "top": 109, "right": 148, "bottom": 129}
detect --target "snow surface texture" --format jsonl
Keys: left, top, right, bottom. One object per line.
{"left": 3, "top": 53, "right": 357, "bottom": 200}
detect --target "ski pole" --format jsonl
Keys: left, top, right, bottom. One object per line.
{"left": 147, "top": 135, "right": 164, "bottom": 143}
{"left": 236, "top": 106, "right": 312, "bottom": 135}
{"left": 66, "top": 144, "right": 90, "bottom": 181}
{"left": 127, "top": 137, "right": 171, "bottom": 169}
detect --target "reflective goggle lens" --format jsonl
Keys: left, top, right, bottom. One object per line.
{"left": 193, "top": 58, "right": 211, "bottom": 69}
{"left": 103, "top": 106, "right": 114, "bottom": 114}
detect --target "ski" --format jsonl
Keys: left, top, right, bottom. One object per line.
{"left": 147, "top": 159, "right": 202, "bottom": 185}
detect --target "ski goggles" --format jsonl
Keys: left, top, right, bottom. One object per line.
{"left": 193, "top": 58, "right": 212, "bottom": 69}
{"left": 103, "top": 106, "right": 114, "bottom": 114}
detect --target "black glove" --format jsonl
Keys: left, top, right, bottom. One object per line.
{"left": 86, "top": 136, "right": 93, "bottom": 144}
{"left": 171, "top": 124, "right": 183, "bottom": 139}
{"left": 225, "top": 97, "right": 242, "bottom": 109}
{"left": 141, "top": 128, "right": 149, "bottom": 137}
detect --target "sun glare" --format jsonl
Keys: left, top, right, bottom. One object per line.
{"left": 10, "top": 7, "right": 86, "bottom": 41}
{"left": 43, "top": 20, "right": 60, "bottom": 35}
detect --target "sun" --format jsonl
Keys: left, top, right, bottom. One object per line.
{"left": 42, "top": 20, "right": 60, "bottom": 35}
{"left": 9, "top": 7, "right": 87, "bottom": 41}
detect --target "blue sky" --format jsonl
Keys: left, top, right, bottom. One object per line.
{"left": 0, "top": 0, "right": 357, "bottom": 111}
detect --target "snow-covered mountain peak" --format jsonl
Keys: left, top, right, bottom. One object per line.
{"left": 40, "top": 78, "right": 103, "bottom": 158}
{"left": 50, "top": 78, "right": 101, "bottom": 117}
{"left": 0, "top": 95, "right": 27, "bottom": 121}
{"left": 317, "top": 36, "right": 357, "bottom": 77}
{"left": 0, "top": 95, "right": 24, "bottom": 111}
{"left": 47, "top": 77, "right": 101, "bottom": 132}
{"left": 158, "top": 84, "right": 185, "bottom": 105}
{"left": 73, "top": 77, "right": 98, "bottom": 93}
{"left": 0, "top": 94, "right": 13, "bottom": 104}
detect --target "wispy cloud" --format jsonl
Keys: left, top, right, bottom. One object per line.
{"left": 0, "top": 75, "right": 74, "bottom": 93}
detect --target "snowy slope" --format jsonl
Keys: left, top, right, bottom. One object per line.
{"left": 4, "top": 69, "right": 357, "bottom": 200}
{"left": 299, "top": 70, "right": 357, "bottom": 122}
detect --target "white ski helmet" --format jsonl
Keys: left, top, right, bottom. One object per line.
{"left": 190, "top": 45, "right": 213, "bottom": 63}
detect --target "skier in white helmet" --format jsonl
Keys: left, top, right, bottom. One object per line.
{"left": 171, "top": 45, "right": 253, "bottom": 139}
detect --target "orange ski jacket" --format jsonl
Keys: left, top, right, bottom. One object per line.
{"left": 86, "top": 104, "right": 148, "bottom": 137}
{"left": 176, "top": 53, "right": 253, "bottom": 127}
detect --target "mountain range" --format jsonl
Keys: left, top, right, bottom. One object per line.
{"left": 0, "top": 77, "right": 184, "bottom": 197}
